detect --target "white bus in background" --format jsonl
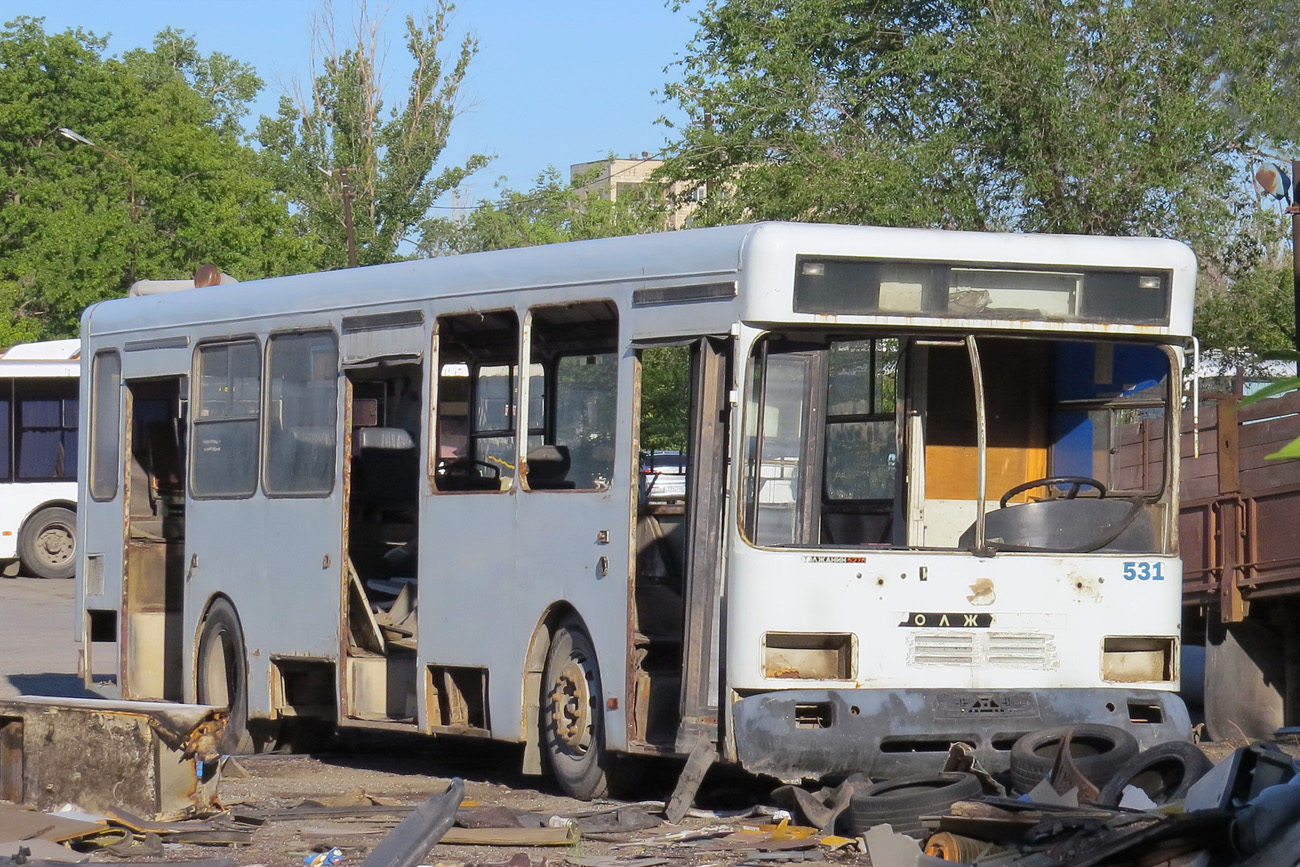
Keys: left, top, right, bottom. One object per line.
{"left": 76, "top": 223, "right": 1195, "bottom": 797}
{"left": 0, "top": 339, "right": 79, "bottom": 579}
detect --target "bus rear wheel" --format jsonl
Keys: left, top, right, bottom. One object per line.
{"left": 20, "top": 506, "right": 76, "bottom": 580}
{"left": 542, "top": 617, "right": 610, "bottom": 800}
{"left": 196, "top": 598, "right": 254, "bottom": 755}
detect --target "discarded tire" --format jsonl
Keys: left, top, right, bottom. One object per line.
{"left": 1010, "top": 724, "right": 1139, "bottom": 795}
{"left": 847, "top": 772, "right": 983, "bottom": 838}
{"left": 1097, "top": 741, "right": 1213, "bottom": 807}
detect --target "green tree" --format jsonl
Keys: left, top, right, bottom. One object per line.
{"left": 0, "top": 17, "right": 312, "bottom": 341}
{"left": 661, "top": 0, "right": 1300, "bottom": 266}
{"left": 123, "top": 28, "right": 264, "bottom": 139}
{"left": 256, "top": 1, "right": 489, "bottom": 269}
{"left": 639, "top": 346, "right": 690, "bottom": 453}
{"left": 422, "top": 165, "right": 672, "bottom": 255}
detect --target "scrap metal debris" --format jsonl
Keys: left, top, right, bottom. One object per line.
{"left": 358, "top": 777, "right": 463, "bottom": 867}
{"left": 6, "top": 716, "right": 1300, "bottom": 867}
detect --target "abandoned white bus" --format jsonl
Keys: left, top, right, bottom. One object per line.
{"left": 75, "top": 223, "right": 1194, "bottom": 797}
{"left": 0, "top": 339, "right": 80, "bottom": 579}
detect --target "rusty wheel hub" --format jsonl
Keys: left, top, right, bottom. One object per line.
{"left": 37, "top": 526, "right": 73, "bottom": 563}
{"left": 550, "top": 659, "right": 592, "bottom": 752}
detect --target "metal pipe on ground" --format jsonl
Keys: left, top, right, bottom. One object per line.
{"left": 360, "top": 778, "right": 465, "bottom": 867}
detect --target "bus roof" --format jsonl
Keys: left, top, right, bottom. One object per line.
{"left": 81, "top": 222, "right": 1197, "bottom": 340}
{"left": 0, "top": 339, "right": 81, "bottom": 378}
{"left": 2, "top": 339, "right": 80, "bottom": 361}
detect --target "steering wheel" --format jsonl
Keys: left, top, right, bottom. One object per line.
{"left": 437, "top": 458, "right": 500, "bottom": 479}
{"left": 999, "top": 476, "right": 1107, "bottom": 509}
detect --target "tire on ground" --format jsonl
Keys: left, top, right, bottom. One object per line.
{"left": 847, "top": 772, "right": 984, "bottom": 838}
{"left": 541, "top": 615, "right": 611, "bottom": 800}
{"left": 1010, "top": 724, "right": 1140, "bottom": 795}
{"left": 196, "top": 597, "right": 255, "bottom": 755}
{"left": 19, "top": 506, "right": 76, "bottom": 580}
{"left": 1097, "top": 741, "right": 1213, "bottom": 807}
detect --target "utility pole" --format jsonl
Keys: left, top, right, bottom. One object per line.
{"left": 338, "top": 166, "right": 358, "bottom": 269}
{"left": 319, "top": 165, "right": 359, "bottom": 268}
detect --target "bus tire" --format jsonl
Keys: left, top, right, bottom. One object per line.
{"left": 196, "top": 597, "right": 254, "bottom": 755}
{"left": 1010, "top": 724, "right": 1139, "bottom": 795}
{"left": 19, "top": 506, "right": 76, "bottom": 580}
{"left": 847, "top": 772, "right": 983, "bottom": 838}
{"left": 541, "top": 616, "right": 610, "bottom": 800}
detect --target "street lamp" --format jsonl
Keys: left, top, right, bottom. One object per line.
{"left": 58, "top": 127, "right": 137, "bottom": 222}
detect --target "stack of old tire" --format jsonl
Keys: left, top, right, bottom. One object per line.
{"left": 1009, "top": 724, "right": 1213, "bottom": 807}
{"left": 846, "top": 725, "right": 1212, "bottom": 839}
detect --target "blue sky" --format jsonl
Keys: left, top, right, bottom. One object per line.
{"left": 14, "top": 1, "right": 699, "bottom": 204}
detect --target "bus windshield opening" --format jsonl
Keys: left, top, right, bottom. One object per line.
{"left": 742, "top": 333, "right": 1174, "bottom": 555}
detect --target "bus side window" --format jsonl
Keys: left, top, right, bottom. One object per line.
{"left": 192, "top": 340, "right": 261, "bottom": 499}
{"left": 524, "top": 301, "right": 619, "bottom": 492}
{"left": 433, "top": 310, "right": 519, "bottom": 492}
{"left": 265, "top": 331, "right": 338, "bottom": 496}
{"left": 89, "top": 351, "right": 122, "bottom": 501}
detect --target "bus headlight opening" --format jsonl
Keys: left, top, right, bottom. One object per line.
{"left": 1102, "top": 637, "right": 1175, "bottom": 683}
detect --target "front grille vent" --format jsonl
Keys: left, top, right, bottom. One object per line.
{"left": 908, "top": 631, "right": 1056, "bottom": 669}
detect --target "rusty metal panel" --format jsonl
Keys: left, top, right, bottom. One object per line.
{"left": 1216, "top": 497, "right": 1246, "bottom": 622}
{"left": 1182, "top": 391, "right": 1300, "bottom": 619}
{"left": 0, "top": 717, "right": 21, "bottom": 803}
{"left": 1178, "top": 501, "right": 1216, "bottom": 604}
{"left": 0, "top": 697, "right": 224, "bottom": 818}
{"left": 1216, "top": 399, "right": 1239, "bottom": 495}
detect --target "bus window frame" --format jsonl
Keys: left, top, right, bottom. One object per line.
{"left": 262, "top": 328, "right": 340, "bottom": 499}
{"left": 190, "top": 336, "right": 263, "bottom": 501}
{"left": 89, "top": 349, "right": 122, "bottom": 502}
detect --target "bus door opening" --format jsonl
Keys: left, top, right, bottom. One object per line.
{"left": 122, "top": 378, "right": 186, "bottom": 701}
{"left": 342, "top": 361, "right": 423, "bottom": 723}
{"left": 631, "top": 338, "right": 728, "bottom": 751}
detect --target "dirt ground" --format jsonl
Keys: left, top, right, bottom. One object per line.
{"left": 152, "top": 730, "right": 829, "bottom": 867}
{"left": 103, "top": 726, "right": 1265, "bottom": 867}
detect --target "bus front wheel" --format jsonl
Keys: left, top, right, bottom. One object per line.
{"left": 542, "top": 617, "right": 610, "bottom": 800}
{"left": 196, "top": 598, "right": 254, "bottom": 755}
{"left": 20, "top": 506, "right": 76, "bottom": 580}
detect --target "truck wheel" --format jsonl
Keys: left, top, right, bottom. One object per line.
{"left": 1205, "top": 619, "right": 1286, "bottom": 741}
{"left": 541, "top": 616, "right": 610, "bottom": 800}
{"left": 196, "top": 598, "right": 254, "bottom": 755}
{"left": 19, "top": 506, "right": 76, "bottom": 580}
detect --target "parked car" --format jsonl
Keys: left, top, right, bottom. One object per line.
{"left": 640, "top": 450, "right": 687, "bottom": 501}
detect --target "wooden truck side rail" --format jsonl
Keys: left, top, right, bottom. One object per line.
{"left": 1173, "top": 390, "right": 1300, "bottom": 739}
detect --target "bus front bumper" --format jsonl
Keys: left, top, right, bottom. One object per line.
{"left": 730, "top": 687, "right": 1191, "bottom": 783}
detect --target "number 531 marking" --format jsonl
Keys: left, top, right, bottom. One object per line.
{"left": 1122, "top": 562, "right": 1164, "bottom": 581}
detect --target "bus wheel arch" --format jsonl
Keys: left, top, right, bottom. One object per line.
{"left": 522, "top": 604, "right": 576, "bottom": 776}
{"left": 195, "top": 594, "right": 255, "bottom": 755}
{"left": 19, "top": 504, "right": 76, "bottom": 580}
{"left": 526, "top": 604, "right": 612, "bottom": 799}
{"left": 542, "top": 612, "right": 610, "bottom": 800}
